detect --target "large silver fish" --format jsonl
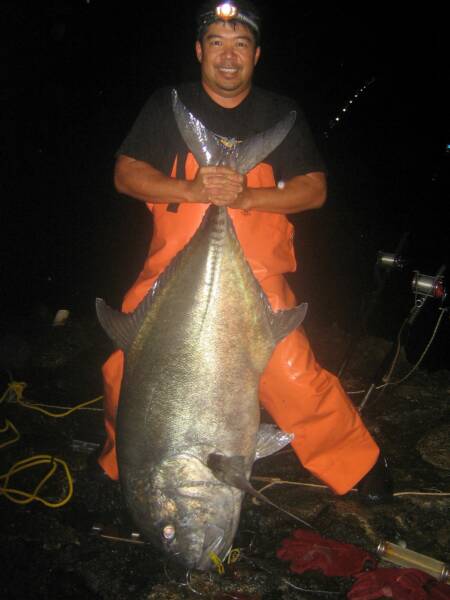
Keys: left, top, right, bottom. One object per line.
{"left": 96, "top": 90, "right": 307, "bottom": 570}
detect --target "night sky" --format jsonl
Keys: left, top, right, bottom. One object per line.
{"left": 1, "top": 1, "right": 448, "bottom": 368}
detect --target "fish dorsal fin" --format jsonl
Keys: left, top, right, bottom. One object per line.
{"left": 94, "top": 206, "right": 221, "bottom": 351}
{"left": 172, "top": 89, "right": 296, "bottom": 174}
{"left": 255, "top": 424, "right": 294, "bottom": 460}
{"left": 267, "top": 302, "right": 308, "bottom": 344}
{"left": 95, "top": 297, "right": 148, "bottom": 352}
{"left": 207, "top": 453, "right": 314, "bottom": 530}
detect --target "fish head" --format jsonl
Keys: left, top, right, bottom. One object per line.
{"left": 150, "top": 453, "right": 242, "bottom": 570}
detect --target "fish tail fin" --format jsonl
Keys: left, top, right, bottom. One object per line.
{"left": 172, "top": 89, "right": 296, "bottom": 174}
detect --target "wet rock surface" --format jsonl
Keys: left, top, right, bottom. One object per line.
{"left": 1, "top": 315, "right": 449, "bottom": 599}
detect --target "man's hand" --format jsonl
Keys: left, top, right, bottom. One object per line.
{"left": 114, "top": 154, "right": 326, "bottom": 215}
{"left": 190, "top": 166, "right": 246, "bottom": 206}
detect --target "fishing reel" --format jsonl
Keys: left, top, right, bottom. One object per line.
{"left": 411, "top": 271, "right": 447, "bottom": 302}
{"left": 408, "top": 266, "right": 447, "bottom": 325}
{"left": 356, "top": 265, "right": 448, "bottom": 411}
{"left": 376, "top": 251, "right": 407, "bottom": 271}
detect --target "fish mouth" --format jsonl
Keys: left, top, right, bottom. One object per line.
{"left": 150, "top": 453, "right": 242, "bottom": 570}
{"left": 197, "top": 524, "right": 227, "bottom": 570}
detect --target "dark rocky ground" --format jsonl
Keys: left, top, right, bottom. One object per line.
{"left": 1, "top": 312, "right": 449, "bottom": 600}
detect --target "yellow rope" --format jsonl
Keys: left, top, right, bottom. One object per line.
{"left": 0, "top": 381, "right": 26, "bottom": 404}
{"left": 3, "top": 383, "right": 448, "bottom": 507}
{"left": 0, "top": 382, "right": 93, "bottom": 508}
{"left": 4, "top": 381, "right": 102, "bottom": 418}
{"left": 0, "top": 454, "right": 73, "bottom": 508}
{"left": 227, "top": 548, "right": 241, "bottom": 564}
{"left": 0, "top": 419, "right": 20, "bottom": 449}
{"left": 209, "top": 552, "right": 225, "bottom": 574}
{"left": 24, "top": 402, "right": 102, "bottom": 412}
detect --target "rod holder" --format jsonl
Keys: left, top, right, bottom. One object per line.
{"left": 377, "top": 540, "right": 449, "bottom": 583}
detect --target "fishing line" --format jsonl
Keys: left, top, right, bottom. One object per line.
{"left": 240, "top": 553, "right": 342, "bottom": 597}
{"left": 392, "top": 490, "right": 450, "bottom": 497}
{"left": 185, "top": 569, "right": 216, "bottom": 596}
{"left": 282, "top": 578, "right": 342, "bottom": 595}
{"left": 346, "top": 307, "right": 448, "bottom": 398}
{"left": 377, "top": 307, "right": 448, "bottom": 388}
{"left": 251, "top": 476, "right": 450, "bottom": 498}
{"left": 185, "top": 570, "right": 206, "bottom": 596}
{"left": 249, "top": 485, "right": 316, "bottom": 531}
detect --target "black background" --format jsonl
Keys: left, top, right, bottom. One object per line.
{"left": 1, "top": 1, "right": 448, "bottom": 368}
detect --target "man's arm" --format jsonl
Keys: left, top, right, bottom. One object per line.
{"left": 115, "top": 155, "right": 326, "bottom": 215}
{"left": 223, "top": 172, "right": 326, "bottom": 214}
{"left": 115, "top": 155, "right": 243, "bottom": 206}
{"left": 115, "top": 155, "right": 193, "bottom": 204}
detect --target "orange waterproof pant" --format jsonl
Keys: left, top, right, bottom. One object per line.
{"left": 98, "top": 271, "right": 379, "bottom": 495}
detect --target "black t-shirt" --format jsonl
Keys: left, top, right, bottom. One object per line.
{"left": 118, "top": 82, "right": 324, "bottom": 183}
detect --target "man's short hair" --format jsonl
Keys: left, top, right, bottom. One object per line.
{"left": 196, "top": 1, "right": 262, "bottom": 45}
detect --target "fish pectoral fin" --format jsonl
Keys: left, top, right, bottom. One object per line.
{"left": 255, "top": 424, "right": 294, "bottom": 460}
{"left": 208, "top": 452, "right": 314, "bottom": 530}
{"left": 95, "top": 298, "right": 143, "bottom": 351}
{"left": 208, "top": 460, "right": 277, "bottom": 510}
{"left": 270, "top": 302, "right": 308, "bottom": 344}
{"left": 207, "top": 454, "right": 249, "bottom": 490}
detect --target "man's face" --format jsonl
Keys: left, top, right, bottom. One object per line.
{"left": 195, "top": 21, "right": 260, "bottom": 102}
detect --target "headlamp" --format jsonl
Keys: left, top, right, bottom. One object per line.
{"left": 215, "top": 3, "right": 238, "bottom": 20}
{"left": 197, "top": 2, "right": 261, "bottom": 43}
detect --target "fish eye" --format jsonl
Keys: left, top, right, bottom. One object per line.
{"left": 162, "top": 524, "right": 176, "bottom": 542}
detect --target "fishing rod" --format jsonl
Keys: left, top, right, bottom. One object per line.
{"left": 358, "top": 264, "right": 447, "bottom": 412}
{"left": 337, "top": 232, "right": 409, "bottom": 379}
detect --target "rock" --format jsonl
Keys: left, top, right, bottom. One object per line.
{"left": 417, "top": 424, "right": 450, "bottom": 470}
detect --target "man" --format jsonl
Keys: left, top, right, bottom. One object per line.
{"left": 98, "top": 1, "right": 392, "bottom": 504}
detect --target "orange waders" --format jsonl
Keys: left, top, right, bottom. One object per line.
{"left": 98, "top": 156, "right": 379, "bottom": 495}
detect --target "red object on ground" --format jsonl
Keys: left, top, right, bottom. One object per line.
{"left": 348, "top": 568, "right": 450, "bottom": 600}
{"left": 428, "top": 582, "right": 450, "bottom": 599}
{"left": 277, "top": 529, "right": 377, "bottom": 577}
